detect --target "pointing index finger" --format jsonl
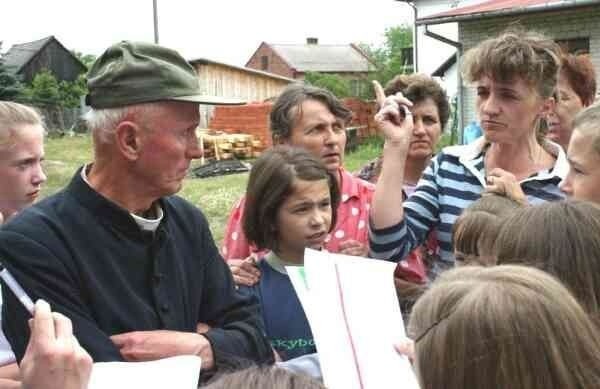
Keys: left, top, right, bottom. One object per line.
{"left": 372, "top": 80, "right": 386, "bottom": 107}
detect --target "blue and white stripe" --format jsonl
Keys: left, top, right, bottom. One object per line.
{"left": 369, "top": 138, "right": 568, "bottom": 278}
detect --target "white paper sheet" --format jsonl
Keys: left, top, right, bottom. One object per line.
{"left": 289, "top": 249, "right": 419, "bottom": 389}
{"left": 88, "top": 355, "right": 201, "bottom": 389}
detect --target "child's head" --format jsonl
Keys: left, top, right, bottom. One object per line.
{"left": 452, "top": 194, "right": 523, "bottom": 266}
{"left": 205, "top": 366, "right": 325, "bottom": 389}
{"left": 494, "top": 200, "right": 600, "bottom": 323}
{"left": 560, "top": 103, "right": 600, "bottom": 204}
{"left": 243, "top": 145, "right": 340, "bottom": 261}
{"left": 0, "top": 102, "right": 47, "bottom": 218}
{"left": 409, "top": 265, "right": 600, "bottom": 389}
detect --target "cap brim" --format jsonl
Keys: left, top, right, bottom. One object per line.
{"left": 171, "top": 94, "right": 246, "bottom": 105}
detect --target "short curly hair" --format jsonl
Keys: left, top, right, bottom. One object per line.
{"left": 384, "top": 74, "right": 450, "bottom": 130}
{"left": 462, "top": 28, "right": 560, "bottom": 99}
{"left": 559, "top": 52, "right": 597, "bottom": 107}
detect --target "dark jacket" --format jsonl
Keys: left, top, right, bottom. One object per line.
{"left": 0, "top": 168, "right": 273, "bottom": 370}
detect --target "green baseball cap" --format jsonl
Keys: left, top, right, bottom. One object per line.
{"left": 86, "top": 41, "right": 244, "bottom": 108}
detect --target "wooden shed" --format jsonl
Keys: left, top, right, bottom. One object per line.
{"left": 2, "top": 36, "right": 87, "bottom": 83}
{"left": 189, "top": 58, "right": 294, "bottom": 127}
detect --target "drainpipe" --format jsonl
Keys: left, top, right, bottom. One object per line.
{"left": 396, "top": 1, "right": 418, "bottom": 73}
{"left": 424, "top": 25, "right": 464, "bottom": 144}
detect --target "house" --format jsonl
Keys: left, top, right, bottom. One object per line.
{"left": 245, "top": 38, "right": 376, "bottom": 96}
{"left": 415, "top": 0, "right": 600, "bottom": 136}
{"left": 2, "top": 36, "right": 86, "bottom": 83}
{"left": 397, "top": 1, "right": 485, "bottom": 98}
{"left": 188, "top": 57, "right": 295, "bottom": 128}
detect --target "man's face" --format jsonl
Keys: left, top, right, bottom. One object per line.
{"left": 135, "top": 102, "right": 201, "bottom": 198}
{"left": 283, "top": 99, "right": 346, "bottom": 173}
{"left": 560, "top": 129, "right": 600, "bottom": 204}
{"left": 0, "top": 125, "right": 46, "bottom": 218}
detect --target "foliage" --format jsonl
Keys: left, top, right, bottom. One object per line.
{"left": 0, "top": 43, "right": 25, "bottom": 100}
{"left": 72, "top": 50, "right": 97, "bottom": 70}
{"left": 359, "top": 24, "right": 413, "bottom": 99}
{"left": 22, "top": 69, "right": 86, "bottom": 108}
{"left": 304, "top": 71, "right": 352, "bottom": 98}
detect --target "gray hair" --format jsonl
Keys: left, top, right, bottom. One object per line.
{"left": 269, "top": 83, "right": 352, "bottom": 142}
{"left": 84, "top": 102, "right": 165, "bottom": 144}
{"left": 0, "top": 101, "right": 44, "bottom": 148}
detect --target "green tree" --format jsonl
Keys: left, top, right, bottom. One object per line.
{"left": 0, "top": 43, "right": 25, "bottom": 100}
{"left": 21, "top": 69, "right": 61, "bottom": 105}
{"left": 72, "top": 50, "right": 97, "bottom": 70}
{"left": 359, "top": 24, "right": 413, "bottom": 99}
{"left": 304, "top": 72, "right": 352, "bottom": 98}
{"left": 59, "top": 74, "right": 87, "bottom": 108}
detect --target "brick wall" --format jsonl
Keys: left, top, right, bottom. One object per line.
{"left": 246, "top": 43, "right": 296, "bottom": 79}
{"left": 209, "top": 103, "right": 274, "bottom": 148}
{"left": 208, "top": 98, "right": 378, "bottom": 149}
{"left": 459, "top": 5, "right": 600, "bottom": 125}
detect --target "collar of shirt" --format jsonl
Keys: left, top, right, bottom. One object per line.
{"left": 443, "top": 137, "right": 569, "bottom": 185}
{"left": 80, "top": 164, "right": 164, "bottom": 232}
{"left": 264, "top": 251, "right": 303, "bottom": 275}
{"left": 338, "top": 168, "right": 373, "bottom": 203}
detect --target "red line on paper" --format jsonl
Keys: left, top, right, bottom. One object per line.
{"left": 335, "top": 263, "right": 365, "bottom": 389}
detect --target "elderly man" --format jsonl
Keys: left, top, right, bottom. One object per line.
{"left": 0, "top": 42, "right": 273, "bottom": 374}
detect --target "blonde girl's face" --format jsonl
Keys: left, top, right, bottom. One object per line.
{"left": 275, "top": 178, "right": 332, "bottom": 264}
{"left": 560, "top": 129, "right": 600, "bottom": 204}
{"left": 0, "top": 124, "right": 46, "bottom": 218}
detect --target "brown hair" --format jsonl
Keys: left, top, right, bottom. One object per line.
{"left": 572, "top": 102, "right": 600, "bottom": 154}
{"left": 205, "top": 366, "right": 326, "bottom": 389}
{"left": 243, "top": 145, "right": 340, "bottom": 251}
{"left": 462, "top": 28, "right": 560, "bottom": 99}
{"left": 452, "top": 194, "right": 523, "bottom": 266}
{"left": 410, "top": 265, "right": 600, "bottom": 389}
{"left": 269, "top": 84, "right": 352, "bottom": 142}
{"left": 494, "top": 201, "right": 600, "bottom": 323}
{"left": 0, "top": 101, "right": 44, "bottom": 148}
{"left": 559, "top": 52, "right": 597, "bottom": 107}
{"left": 385, "top": 73, "right": 450, "bottom": 130}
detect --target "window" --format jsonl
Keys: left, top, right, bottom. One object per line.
{"left": 261, "top": 56, "right": 269, "bottom": 70}
{"left": 556, "top": 37, "right": 590, "bottom": 54}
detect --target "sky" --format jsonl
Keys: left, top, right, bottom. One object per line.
{"left": 1, "top": 0, "right": 413, "bottom": 66}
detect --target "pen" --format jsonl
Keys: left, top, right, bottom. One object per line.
{"left": 0, "top": 259, "right": 35, "bottom": 315}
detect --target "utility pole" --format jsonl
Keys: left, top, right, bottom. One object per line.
{"left": 153, "top": 0, "right": 159, "bottom": 44}
{"left": 396, "top": 1, "right": 418, "bottom": 73}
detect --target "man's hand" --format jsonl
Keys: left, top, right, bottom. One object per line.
{"left": 20, "top": 300, "right": 92, "bottom": 389}
{"left": 228, "top": 255, "right": 261, "bottom": 286}
{"left": 484, "top": 168, "right": 528, "bottom": 205}
{"left": 338, "top": 240, "right": 368, "bottom": 257}
{"left": 110, "top": 330, "right": 214, "bottom": 370}
{"left": 373, "top": 80, "right": 414, "bottom": 145}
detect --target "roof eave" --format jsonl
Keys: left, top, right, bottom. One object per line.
{"left": 416, "top": 0, "right": 600, "bottom": 26}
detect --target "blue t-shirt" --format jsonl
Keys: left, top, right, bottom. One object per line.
{"left": 239, "top": 260, "right": 315, "bottom": 361}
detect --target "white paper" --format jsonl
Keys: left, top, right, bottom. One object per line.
{"left": 88, "top": 355, "right": 201, "bottom": 389}
{"left": 296, "top": 249, "right": 419, "bottom": 389}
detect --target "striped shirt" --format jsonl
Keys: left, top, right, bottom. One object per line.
{"left": 369, "top": 138, "right": 568, "bottom": 278}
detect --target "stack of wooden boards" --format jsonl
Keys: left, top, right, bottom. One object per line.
{"left": 197, "top": 129, "right": 266, "bottom": 162}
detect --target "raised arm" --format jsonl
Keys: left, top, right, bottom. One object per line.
{"left": 370, "top": 81, "right": 415, "bottom": 229}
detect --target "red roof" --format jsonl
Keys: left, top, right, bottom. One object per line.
{"left": 417, "top": 0, "right": 597, "bottom": 24}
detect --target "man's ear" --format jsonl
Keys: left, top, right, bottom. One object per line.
{"left": 115, "top": 121, "right": 143, "bottom": 161}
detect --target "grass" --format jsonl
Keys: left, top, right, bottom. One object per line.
{"left": 41, "top": 134, "right": 383, "bottom": 244}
